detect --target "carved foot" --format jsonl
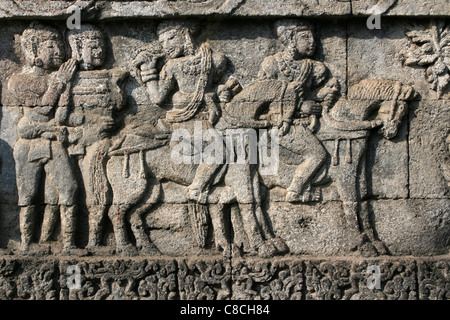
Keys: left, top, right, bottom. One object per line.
{"left": 256, "top": 241, "right": 277, "bottom": 258}
{"left": 358, "top": 236, "right": 389, "bottom": 257}
{"left": 270, "top": 237, "right": 289, "bottom": 254}
{"left": 138, "top": 244, "right": 162, "bottom": 256}
{"left": 18, "top": 243, "right": 50, "bottom": 256}
{"left": 285, "top": 187, "right": 320, "bottom": 203}
{"left": 116, "top": 244, "right": 138, "bottom": 257}
{"left": 357, "top": 234, "right": 388, "bottom": 257}
{"left": 61, "top": 245, "right": 87, "bottom": 257}
{"left": 372, "top": 239, "right": 389, "bottom": 256}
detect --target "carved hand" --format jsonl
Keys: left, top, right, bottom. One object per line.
{"left": 279, "top": 121, "right": 291, "bottom": 136}
{"left": 56, "top": 59, "right": 78, "bottom": 85}
{"left": 301, "top": 101, "right": 322, "bottom": 116}
{"left": 133, "top": 51, "right": 160, "bottom": 83}
{"left": 371, "top": 119, "right": 384, "bottom": 128}
{"left": 41, "top": 132, "right": 57, "bottom": 140}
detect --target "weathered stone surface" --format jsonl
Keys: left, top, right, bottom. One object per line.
{"left": 372, "top": 199, "right": 450, "bottom": 256}
{"left": 304, "top": 258, "right": 418, "bottom": 300}
{"left": 417, "top": 258, "right": 450, "bottom": 300}
{"left": 348, "top": 19, "right": 450, "bottom": 101}
{"left": 353, "top": 0, "right": 450, "bottom": 16}
{"left": 409, "top": 100, "right": 450, "bottom": 199}
{"left": 178, "top": 258, "right": 231, "bottom": 300}
{"left": 59, "top": 258, "right": 178, "bottom": 300}
{"left": 0, "top": 256, "right": 448, "bottom": 300}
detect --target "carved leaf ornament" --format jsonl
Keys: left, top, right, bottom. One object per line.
{"left": 401, "top": 20, "right": 450, "bottom": 97}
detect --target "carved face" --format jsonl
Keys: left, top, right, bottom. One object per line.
{"left": 292, "top": 30, "right": 315, "bottom": 58}
{"left": 159, "top": 29, "right": 186, "bottom": 59}
{"left": 79, "top": 38, "right": 105, "bottom": 70}
{"left": 37, "top": 38, "right": 64, "bottom": 69}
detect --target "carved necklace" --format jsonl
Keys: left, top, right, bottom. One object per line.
{"left": 277, "top": 53, "right": 312, "bottom": 83}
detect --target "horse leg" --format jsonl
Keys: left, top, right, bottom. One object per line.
{"left": 332, "top": 139, "right": 380, "bottom": 256}
{"left": 128, "top": 203, "right": 161, "bottom": 256}
{"left": 254, "top": 205, "right": 289, "bottom": 254}
{"left": 87, "top": 205, "right": 107, "bottom": 250}
{"left": 128, "top": 179, "right": 162, "bottom": 256}
{"left": 239, "top": 203, "right": 276, "bottom": 258}
{"left": 252, "top": 172, "right": 289, "bottom": 254}
{"left": 209, "top": 203, "right": 231, "bottom": 258}
{"left": 108, "top": 203, "right": 137, "bottom": 256}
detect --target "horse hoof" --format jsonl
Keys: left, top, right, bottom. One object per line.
{"left": 139, "top": 246, "right": 161, "bottom": 257}
{"left": 358, "top": 242, "right": 379, "bottom": 257}
{"left": 285, "top": 191, "right": 302, "bottom": 203}
{"left": 270, "top": 237, "right": 289, "bottom": 254}
{"left": 62, "top": 246, "right": 87, "bottom": 257}
{"left": 372, "top": 240, "right": 389, "bottom": 256}
{"left": 116, "top": 244, "right": 138, "bottom": 257}
{"left": 257, "top": 242, "right": 277, "bottom": 258}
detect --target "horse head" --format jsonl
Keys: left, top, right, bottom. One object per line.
{"left": 348, "top": 79, "right": 416, "bottom": 140}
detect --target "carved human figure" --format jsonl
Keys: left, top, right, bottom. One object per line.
{"left": 261, "top": 20, "right": 338, "bottom": 202}
{"left": 53, "top": 25, "right": 128, "bottom": 254}
{"left": 103, "top": 20, "right": 232, "bottom": 256}
{"left": 8, "top": 23, "right": 78, "bottom": 254}
{"left": 130, "top": 20, "right": 285, "bottom": 258}
{"left": 133, "top": 20, "right": 229, "bottom": 202}
{"left": 225, "top": 19, "right": 339, "bottom": 203}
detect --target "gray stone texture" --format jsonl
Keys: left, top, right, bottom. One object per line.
{"left": 0, "top": 1, "right": 449, "bottom": 300}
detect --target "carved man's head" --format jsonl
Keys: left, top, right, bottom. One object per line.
{"left": 21, "top": 23, "right": 65, "bottom": 70}
{"left": 68, "top": 24, "right": 106, "bottom": 71}
{"left": 275, "top": 20, "right": 316, "bottom": 59}
{"left": 156, "top": 20, "right": 196, "bottom": 58}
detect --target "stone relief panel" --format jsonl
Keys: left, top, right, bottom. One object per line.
{"left": 0, "top": 2, "right": 448, "bottom": 300}
{"left": 0, "top": 17, "right": 447, "bottom": 258}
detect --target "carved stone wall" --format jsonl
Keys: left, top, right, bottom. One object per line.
{"left": 0, "top": 0, "right": 448, "bottom": 300}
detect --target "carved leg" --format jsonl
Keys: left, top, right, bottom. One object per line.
{"left": 239, "top": 203, "right": 276, "bottom": 258}
{"left": 19, "top": 205, "right": 35, "bottom": 254}
{"left": 254, "top": 205, "right": 289, "bottom": 254}
{"left": 209, "top": 203, "right": 231, "bottom": 258}
{"left": 284, "top": 126, "right": 326, "bottom": 203}
{"left": 286, "top": 158, "right": 323, "bottom": 202}
{"left": 342, "top": 201, "right": 361, "bottom": 233}
{"left": 108, "top": 204, "right": 137, "bottom": 256}
{"left": 60, "top": 205, "right": 77, "bottom": 254}
{"left": 129, "top": 206, "right": 160, "bottom": 256}
{"left": 40, "top": 204, "right": 59, "bottom": 243}
{"left": 87, "top": 205, "right": 106, "bottom": 249}
{"left": 188, "top": 163, "right": 222, "bottom": 203}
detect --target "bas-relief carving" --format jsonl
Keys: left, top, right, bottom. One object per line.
{"left": 0, "top": 12, "right": 448, "bottom": 301}
{"left": 0, "top": 16, "right": 443, "bottom": 267}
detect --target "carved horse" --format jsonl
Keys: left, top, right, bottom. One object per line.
{"left": 210, "top": 77, "right": 415, "bottom": 256}
{"left": 104, "top": 122, "right": 287, "bottom": 257}
{"left": 314, "top": 79, "right": 415, "bottom": 255}
{"left": 257, "top": 78, "right": 416, "bottom": 255}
